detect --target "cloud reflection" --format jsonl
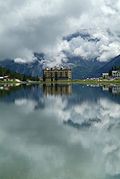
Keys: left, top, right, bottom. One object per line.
{"left": 0, "top": 85, "right": 120, "bottom": 178}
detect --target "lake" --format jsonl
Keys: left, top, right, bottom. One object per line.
{"left": 0, "top": 83, "right": 120, "bottom": 179}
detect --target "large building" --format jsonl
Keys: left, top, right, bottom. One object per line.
{"left": 43, "top": 67, "right": 72, "bottom": 82}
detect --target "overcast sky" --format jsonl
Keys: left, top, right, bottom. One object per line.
{"left": 0, "top": 0, "right": 120, "bottom": 64}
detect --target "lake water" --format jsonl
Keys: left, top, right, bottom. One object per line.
{"left": 0, "top": 83, "right": 120, "bottom": 179}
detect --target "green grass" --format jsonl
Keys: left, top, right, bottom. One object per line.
{"left": 39, "top": 79, "right": 120, "bottom": 85}
{"left": 1, "top": 79, "right": 120, "bottom": 85}
{"left": 72, "top": 79, "right": 120, "bottom": 85}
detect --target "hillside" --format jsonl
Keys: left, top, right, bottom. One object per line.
{"left": 0, "top": 53, "right": 106, "bottom": 79}
{"left": 93, "top": 55, "right": 120, "bottom": 77}
{"left": 0, "top": 66, "right": 39, "bottom": 81}
{"left": 0, "top": 30, "right": 120, "bottom": 79}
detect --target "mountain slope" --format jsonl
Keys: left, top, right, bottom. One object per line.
{"left": 66, "top": 56, "right": 106, "bottom": 79}
{"left": 93, "top": 55, "right": 120, "bottom": 77}
{"left": 0, "top": 53, "right": 45, "bottom": 77}
{"left": 0, "top": 54, "right": 106, "bottom": 79}
{"left": 0, "top": 53, "right": 120, "bottom": 79}
{"left": 0, "top": 29, "right": 120, "bottom": 79}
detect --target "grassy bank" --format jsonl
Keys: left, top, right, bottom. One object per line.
{"left": 39, "top": 79, "right": 120, "bottom": 85}
{"left": 72, "top": 79, "right": 120, "bottom": 85}
{"left": 0, "top": 79, "right": 120, "bottom": 85}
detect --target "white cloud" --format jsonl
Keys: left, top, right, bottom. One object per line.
{"left": 1, "top": 91, "right": 120, "bottom": 178}
{"left": 59, "top": 29, "right": 120, "bottom": 62}
{"left": 0, "top": 0, "right": 120, "bottom": 64}
{"left": 15, "top": 98, "right": 37, "bottom": 113}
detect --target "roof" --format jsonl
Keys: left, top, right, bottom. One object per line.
{"left": 0, "top": 76, "right": 9, "bottom": 79}
{"left": 112, "top": 70, "right": 120, "bottom": 73}
{"left": 102, "top": 73, "right": 109, "bottom": 75}
{"left": 0, "top": 77, "right": 4, "bottom": 79}
{"left": 44, "top": 67, "right": 71, "bottom": 71}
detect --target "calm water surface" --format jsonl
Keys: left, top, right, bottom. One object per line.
{"left": 0, "top": 84, "right": 120, "bottom": 179}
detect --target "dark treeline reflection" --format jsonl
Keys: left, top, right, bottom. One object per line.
{"left": 0, "top": 84, "right": 120, "bottom": 105}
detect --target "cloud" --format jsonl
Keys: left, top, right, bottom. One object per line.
{"left": 0, "top": 0, "right": 120, "bottom": 64}
{"left": 1, "top": 93, "right": 120, "bottom": 178}
{"left": 61, "top": 30, "right": 120, "bottom": 62}
{"left": 15, "top": 98, "right": 37, "bottom": 113}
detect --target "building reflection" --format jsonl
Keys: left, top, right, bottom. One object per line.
{"left": 43, "top": 84, "right": 72, "bottom": 96}
{"left": 0, "top": 83, "right": 21, "bottom": 91}
{"left": 102, "top": 85, "right": 120, "bottom": 95}
{"left": 0, "top": 83, "right": 25, "bottom": 99}
{"left": 109, "top": 86, "right": 120, "bottom": 95}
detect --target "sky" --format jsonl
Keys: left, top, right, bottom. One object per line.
{"left": 0, "top": 0, "right": 120, "bottom": 64}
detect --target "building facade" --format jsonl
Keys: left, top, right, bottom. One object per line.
{"left": 43, "top": 68, "right": 72, "bottom": 82}
{"left": 112, "top": 70, "right": 120, "bottom": 78}
{"left": 102, "top": 73, "right": 109, "bottom": 79}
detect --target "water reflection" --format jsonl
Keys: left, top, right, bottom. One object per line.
{"left": 102, "top": 85, "right": 120, "bottom": 95}
{"left": 0, "top": 84, "right": 120, "bottom": 179}
{"left": 43, "top": 84, "right": 72, "bottom": 96}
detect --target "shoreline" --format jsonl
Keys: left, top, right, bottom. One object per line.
{"left": 0, "top": 79, "right": 120, "bottom": 86}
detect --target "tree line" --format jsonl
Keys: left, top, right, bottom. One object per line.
{"left": 0, "top": 66, "right": 40, "bottom": 81}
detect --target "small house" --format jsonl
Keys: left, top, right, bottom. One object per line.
{"left": 102, "top": 73, "right": 109, "bottom": 79}
{"left": 112, "top": 70, "right": 120, "bottom": 78}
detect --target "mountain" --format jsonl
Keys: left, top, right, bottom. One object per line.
{"left": 0, "top": 54, "right": 106, "bottom": 79}
{"left": 64, "top": 31, "right": 120, "bottom": 78}
{"left": 0, "top": 53, "right": 45, "bottom": 77}
{"left": 63, "top": 30, "right": 100, "bottom": 42}
{"left": 66, "top": 56, "right": 106, "bottom": 79}
{"left": 0, "top": 66, "right": 39, "bottom": 81}
{"left": 0, "top": 30, "right": 120, "bottom": 79}
{"left": 0, "top": 52, "right": 119, "bottom": 79}
{"left": 93, "top": 55, "right": 120, "bottom": 77}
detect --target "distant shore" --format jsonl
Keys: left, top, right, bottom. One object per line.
{"left": 39, "top": 79, "right": 120, "bottom": 85}
{"left": 0, "top": 79, "right": 120, "bottom": 85}
{"left": 70, "top": 79, "right": 120, "bottom": 85}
